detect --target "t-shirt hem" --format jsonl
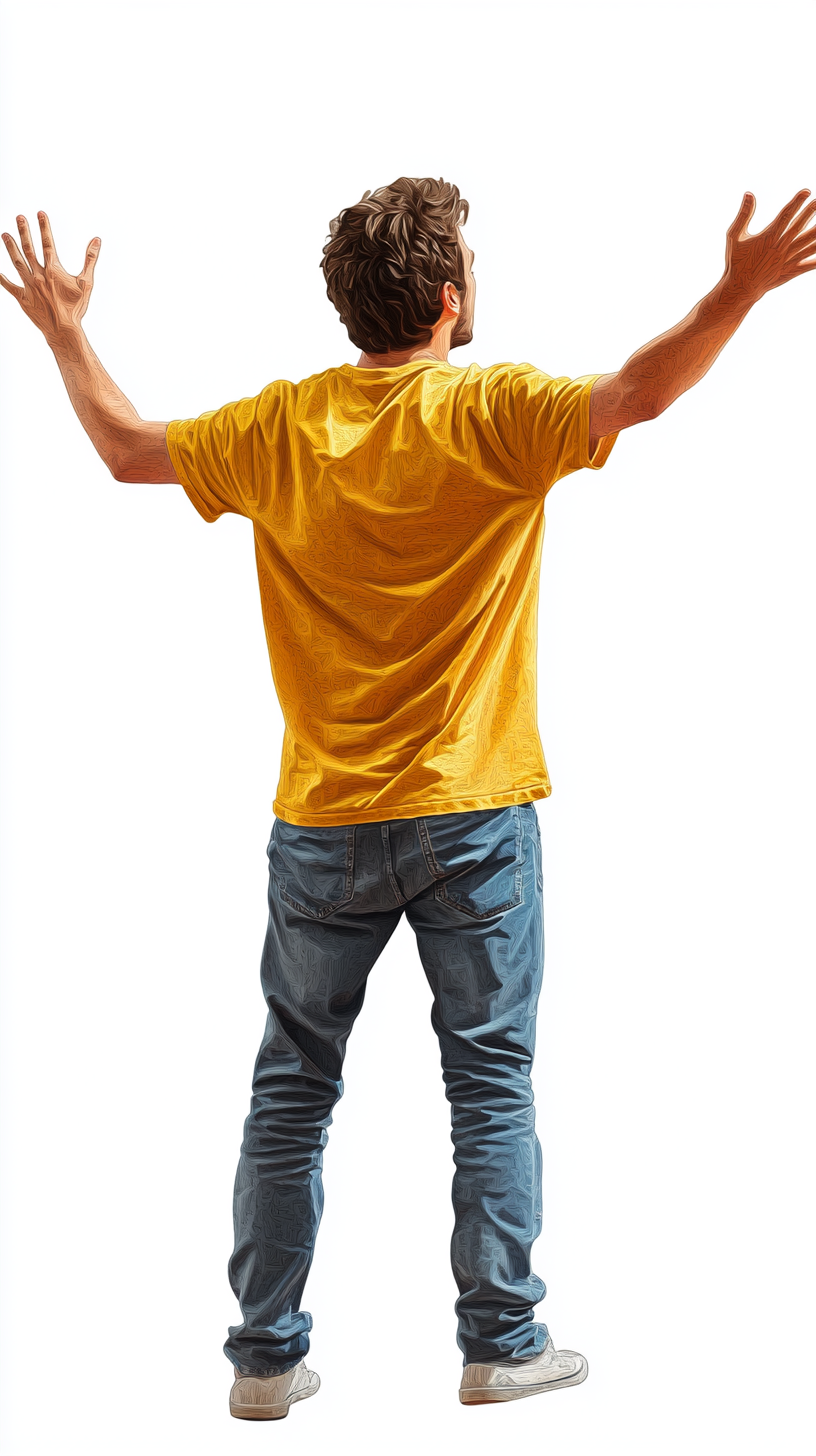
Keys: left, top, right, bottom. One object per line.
{"left": 166, "top": 420, "right": 221, "bottom": 523}
{"left": 577, "top": 374, "right": 620, "bottom": 471}
{"left": 272, "top": 783, "right": 552, "bottom": 827}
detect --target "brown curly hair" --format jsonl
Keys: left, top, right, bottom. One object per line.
{"left": 320, "top": 176, "right": 470, "bottom": 354}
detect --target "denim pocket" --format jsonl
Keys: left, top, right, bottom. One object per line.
{"left": 270, "top": 819, "right": 356, "bottom": 920}
{"left": 417, "top": 805, "right": 524, "bottom": 919}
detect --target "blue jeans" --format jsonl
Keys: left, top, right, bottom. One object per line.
{"left": 224, "top": 802, "right": 549, "bottom": 1375}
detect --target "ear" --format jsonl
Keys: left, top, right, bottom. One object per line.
{"left": 441, "top": 281, "right": 461, "bottom": 313}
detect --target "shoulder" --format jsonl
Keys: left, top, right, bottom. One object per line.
{"left": 460, "top": 361, "right": 556, "bottom": 394}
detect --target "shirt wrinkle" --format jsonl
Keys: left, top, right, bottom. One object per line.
{"left": 166, "top": 361, "right": 619, "bottom": 825}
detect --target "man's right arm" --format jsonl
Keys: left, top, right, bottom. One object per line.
{"left": 589, "top": 188, "right": 816, "bottom": 450}
{"left": 588, "top": 275, "right": 757, "bottom": 447}
{"left": 1, "top": 211, "right": 179, "bottom": 484}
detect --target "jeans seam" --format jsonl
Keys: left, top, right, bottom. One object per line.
{"left": 381, "top": 822, "right": 407, "bottom": 905}
{"left": 416, "top": 816, "right": 444, "bottom": 879}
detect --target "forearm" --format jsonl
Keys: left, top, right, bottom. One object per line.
{"left": 618, "top": 274, "right": 756, "bottom": 419}
{"left": 49, "top": 322, "right": 149, "bottom": 476}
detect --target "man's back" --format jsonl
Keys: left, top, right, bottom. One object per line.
{"left": 167, "top": 358, "right": 618, "bottom": 826}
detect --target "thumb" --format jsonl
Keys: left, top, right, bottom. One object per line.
{"left": 729, "top": 192, "right": 755, "bottom": 236}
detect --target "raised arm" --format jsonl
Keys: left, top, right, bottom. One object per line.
{"left": 0, "top": 212, "right": 179, "bottom": 484}
{"left": 589, "top": 189, "right": 816, "bottom": 448}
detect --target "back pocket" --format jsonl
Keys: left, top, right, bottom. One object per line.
{"left": 270, "top": 819, "right": 356, "bottom": 920}
{"left": 417, "top": 806, "right": 524, "bottom": 919}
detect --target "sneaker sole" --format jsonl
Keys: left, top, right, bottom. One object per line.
{"left": 230, "top": 1375, "right": 320, "bottom": 1420}
{"left": 460, "top": 1357, "right": 588, "bottom": 1404}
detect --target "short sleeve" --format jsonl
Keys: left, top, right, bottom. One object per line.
{"left": 486, "top": 364, "right": 619, "bottom": 497}
{"left": 167, "top": 382, "right": 285, "bottom": 523}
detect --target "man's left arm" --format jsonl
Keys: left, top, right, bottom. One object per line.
{"left": 0, "top": 211, "right": 179, "bottom": 485}
{"left": 588, "top": 188, "right": 816, "bottom": 449}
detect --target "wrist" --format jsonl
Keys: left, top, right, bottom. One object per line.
{"left": 45, "top": 319, "right": 86, "bottom": 356}
{"left": 718, "top": 269, "right": 762, "bottom": 313}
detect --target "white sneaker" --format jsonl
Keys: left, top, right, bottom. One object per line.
{"left": 459, "top": 1335, "right": 588, "bottom": 1404}
{"left": 229, "top": 1357, "right": 320, "bottom": 1420}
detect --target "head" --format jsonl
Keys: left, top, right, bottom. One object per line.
{"left": 320, "top": 176, "right": 475, "bottom": 356}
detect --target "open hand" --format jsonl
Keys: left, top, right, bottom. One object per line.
{"left": 724, "top": 190, "right": 816, "bottom": 303}
{"left": 0, "top": 212, "right": 101, "bottom": 342}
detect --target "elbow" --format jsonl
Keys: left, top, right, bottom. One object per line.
{"left": 109, "top": 455, "right": 136, "bottom": 482}
{"left": 629, "top": 390, "right": 664, "bottom": 424}
{"left": 596, "top": 376, "right": 664, "bottom": 433}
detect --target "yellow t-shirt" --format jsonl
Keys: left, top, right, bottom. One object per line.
{"left": 167, "top": 359, "right": 618, "bottom": 826}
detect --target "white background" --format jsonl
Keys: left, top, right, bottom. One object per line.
{"left": 1, "top": 1, "right": 814, "bottom": 1452}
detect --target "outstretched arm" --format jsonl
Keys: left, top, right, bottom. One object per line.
{"left": 1, "top": 212, "right": 178, "bottom": 484}
{"left": 589, "top": 189, "right": 816, "bottom": 449}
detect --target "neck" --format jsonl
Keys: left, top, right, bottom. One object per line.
{"left": 355, "top": 344, "right": 448, "bottom": 369}
{"left": 356, "top": 321, "right": 455, "bottom": 370}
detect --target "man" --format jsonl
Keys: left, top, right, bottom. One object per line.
{"left": 2, "top": 176, "right": 814, "bottom": 1419}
